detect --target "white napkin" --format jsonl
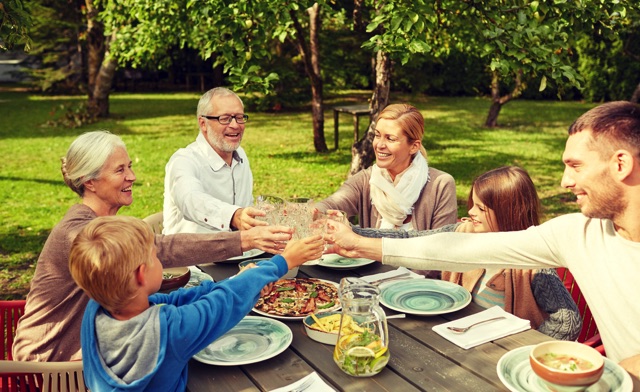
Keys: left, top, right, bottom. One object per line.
{"left": 360, "top": 267, "right": 424, "bottom": 284}
{"left": 432, "top": 306, "right": 531, "bottom": 349}
{"left": 270, "top": 372, "right": 336, "bottom": 392}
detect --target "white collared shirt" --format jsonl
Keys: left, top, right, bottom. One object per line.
{"left": 162, "top": 132, "right": 253, "bottom": 234}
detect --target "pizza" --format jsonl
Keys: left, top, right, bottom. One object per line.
{"left": 255, "top": 278, "right": 340, "bottom": 317}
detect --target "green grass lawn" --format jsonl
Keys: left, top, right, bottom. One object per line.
{"left": 0, "top": 89, "right": 591, "bottom": 299}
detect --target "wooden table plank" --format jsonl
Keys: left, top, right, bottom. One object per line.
{"left": 187, "top": 360, "right": 259, "bottom": 391}
{"left": 386, "top": 327, "right": 500, "bottom": 391}
{"left": 242, "top": 349, "right": 319, "bottom": 391}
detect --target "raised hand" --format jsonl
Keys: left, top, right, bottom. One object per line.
{"left": 241, "top": 225, "right": 293, "bottom": 254}
{"left": 232, "top": 207, "right": 268, "bottom": 230}
{"left": 281, "top": 235, "right": 325, "bottom": 268}
{"left": 324, "top": 219, "right": 362, "bottom": 258}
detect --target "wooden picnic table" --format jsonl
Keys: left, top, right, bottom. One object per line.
{"left": 332, "top": 104, "right": 371, "bottom": 150}
{"left": 187, "top": 258, "right": 556, "bottom": 391}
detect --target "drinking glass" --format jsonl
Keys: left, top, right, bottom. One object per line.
{"left": 254, "top": 195, "right": 285, "bottom": 225}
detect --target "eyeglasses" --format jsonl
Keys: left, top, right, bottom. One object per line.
{"left": 200, "top": 114, "right": 249, "bottom": 125}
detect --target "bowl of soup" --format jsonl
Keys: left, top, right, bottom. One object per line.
{"left": 530, "top": 341, "right": 605, "bottom": 391}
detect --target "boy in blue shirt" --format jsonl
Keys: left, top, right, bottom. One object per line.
{"left": 69, "top": 215, "right": 324, "bottom": 391}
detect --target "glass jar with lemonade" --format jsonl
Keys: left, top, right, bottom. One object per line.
{"left": 333, "top": 278, "right": 390, "bottom": 377}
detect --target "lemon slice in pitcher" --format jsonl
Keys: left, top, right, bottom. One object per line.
{"left": 346, "top": 346, "right": 375, "bottom": 358}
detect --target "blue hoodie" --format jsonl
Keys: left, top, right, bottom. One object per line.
{"left": 81, "top": 255, "right": 288, "bottom": 391}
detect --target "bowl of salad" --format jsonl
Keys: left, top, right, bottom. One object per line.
{"left": 160, "top": 267, "right": 191, "bottom": 292}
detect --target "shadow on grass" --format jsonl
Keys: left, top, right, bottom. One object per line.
{"left": 263, "top": 150, "right": 352, "bottom": 166}
{"left": 0, "top": 91, "right": 195, "bottom": 140}
{"left": 0, "top": 176, "right": 68, "bottom": 187}
{"left": 542, "top": 192, "right": 580, "bottom": 216}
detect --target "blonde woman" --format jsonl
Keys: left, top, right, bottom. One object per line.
{"left": 316, "top": 103, "right": 457, "bottom": 230}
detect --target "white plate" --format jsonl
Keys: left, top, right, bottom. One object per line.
{"left": 317, "top": 254, "right": 376, "bottom": 270}
{"left": 497, "top": 345, "right": 633, "bottom": 392}
{"left": 252, "top": 278, "right": 341, "bottom": 320}
{"left": 193, "top": 316, "right": 292, "bottom": 366}
{"left": 379, "top": 279, "right": 471, "bottom": 315}
{"left": 220, "top": 248, "right": 266, "bottom": 263}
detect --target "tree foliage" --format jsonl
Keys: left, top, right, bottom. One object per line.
{"left": 0, "top": 0, "right": 32, "bottom": 51}
{"left": 98, "top": 0, "right": 293, "bottom": 95}
{"left": 99, "top": 0, "right": 355, "bottom": 152}
{"left": 576, "top": 6, "right": 640, "bottom": 102}
{"left": 363, "top": 0, "right": 638, "bottom": 126}
{"left": 19, "top": 0, "right": 85, "bottom": 93}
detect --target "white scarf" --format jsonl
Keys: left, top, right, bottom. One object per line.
{"left": 369, "top": 153, "right": 430, "bottom": 229}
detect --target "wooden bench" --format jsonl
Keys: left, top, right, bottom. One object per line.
{"left": 332, "top": 104, "right": 371, "bottom": 149}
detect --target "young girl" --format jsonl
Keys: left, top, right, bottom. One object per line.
{"left": 351, "top": 166, "right": 581, "bottom": 340}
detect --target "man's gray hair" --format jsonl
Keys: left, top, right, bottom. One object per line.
{"left": 197, "top": 87, "right": 243, "bottom": 117}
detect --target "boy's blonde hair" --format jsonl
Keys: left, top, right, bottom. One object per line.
{"left": 69, "top": 215, "right": 156, "bottom": 312}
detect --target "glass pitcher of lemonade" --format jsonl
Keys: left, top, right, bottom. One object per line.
{"left": 333, "top": 277, "right": 390, "bottom": 377}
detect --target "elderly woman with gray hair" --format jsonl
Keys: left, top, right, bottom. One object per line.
{"left": 13, "top": 130, "right": 292, "bottom": 362}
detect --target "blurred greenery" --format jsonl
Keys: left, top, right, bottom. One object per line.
{"left": 0, "top": 88, "right": 590, "bottom": 299}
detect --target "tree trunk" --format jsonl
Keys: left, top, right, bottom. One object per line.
{"left": 484, "top": 69, "right": 524, "bottom": 128}
{"left": 85, "top": 0, "right": 103, "bottom": 99}
{"left": 85, "top": 0, "right": 117, "bottom": 118}
{"left": 307, "top": 4, "right": 327, "bottom": 153}
{"left": 91, "top": 40, "right": 118, "bottom": 117}
{"left": 290, "top": 4, "right": 328, "bottom": 153}
{"left": 348, "top": 50, "right": 391, "bottom": 176}
{"left": 353, "top": 0, "right": 364, "bottom": 32}
{"left": 631, "top": 82, "right": 640, "bottom": 103}
{"left": 485, "top": 100, "right": 502, "bottom": 128}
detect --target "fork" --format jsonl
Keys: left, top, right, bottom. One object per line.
{"left": 446, "top": 316, "right": 506, "bottom": 333}
{"left": 369, "top": 272, "right": 411, "bottom": 285}
{"left": 291, "top": 376, "right": 314, "bottom": 392}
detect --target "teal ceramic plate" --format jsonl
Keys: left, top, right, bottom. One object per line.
{"left": 379, "top": 279, "right": 471, "bottom": 315}
{"left": 497, "top": 346, "right": 632, "bottom": 392}
{"left": 220, "top": 249, "right": 266, "bottom": 263}
{"left": 184, "top": 268, "right": 214, "bottom": 289}
{"left": 193, "top": 316, "right": 292, "bottom": 366}
{"left": 318, "top": 254, "right": 375, "bottom": 270}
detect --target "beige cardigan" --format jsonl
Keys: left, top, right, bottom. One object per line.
{"left": 316, "top": 166, "right": 458, "bottom": 230}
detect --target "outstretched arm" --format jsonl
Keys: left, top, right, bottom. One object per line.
{"left": 353, "top": 223, "right": 459, "bottom": 239}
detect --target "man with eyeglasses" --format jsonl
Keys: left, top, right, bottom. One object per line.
{"left": 163, "top": 87, "right": 275, "bottom": 241}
